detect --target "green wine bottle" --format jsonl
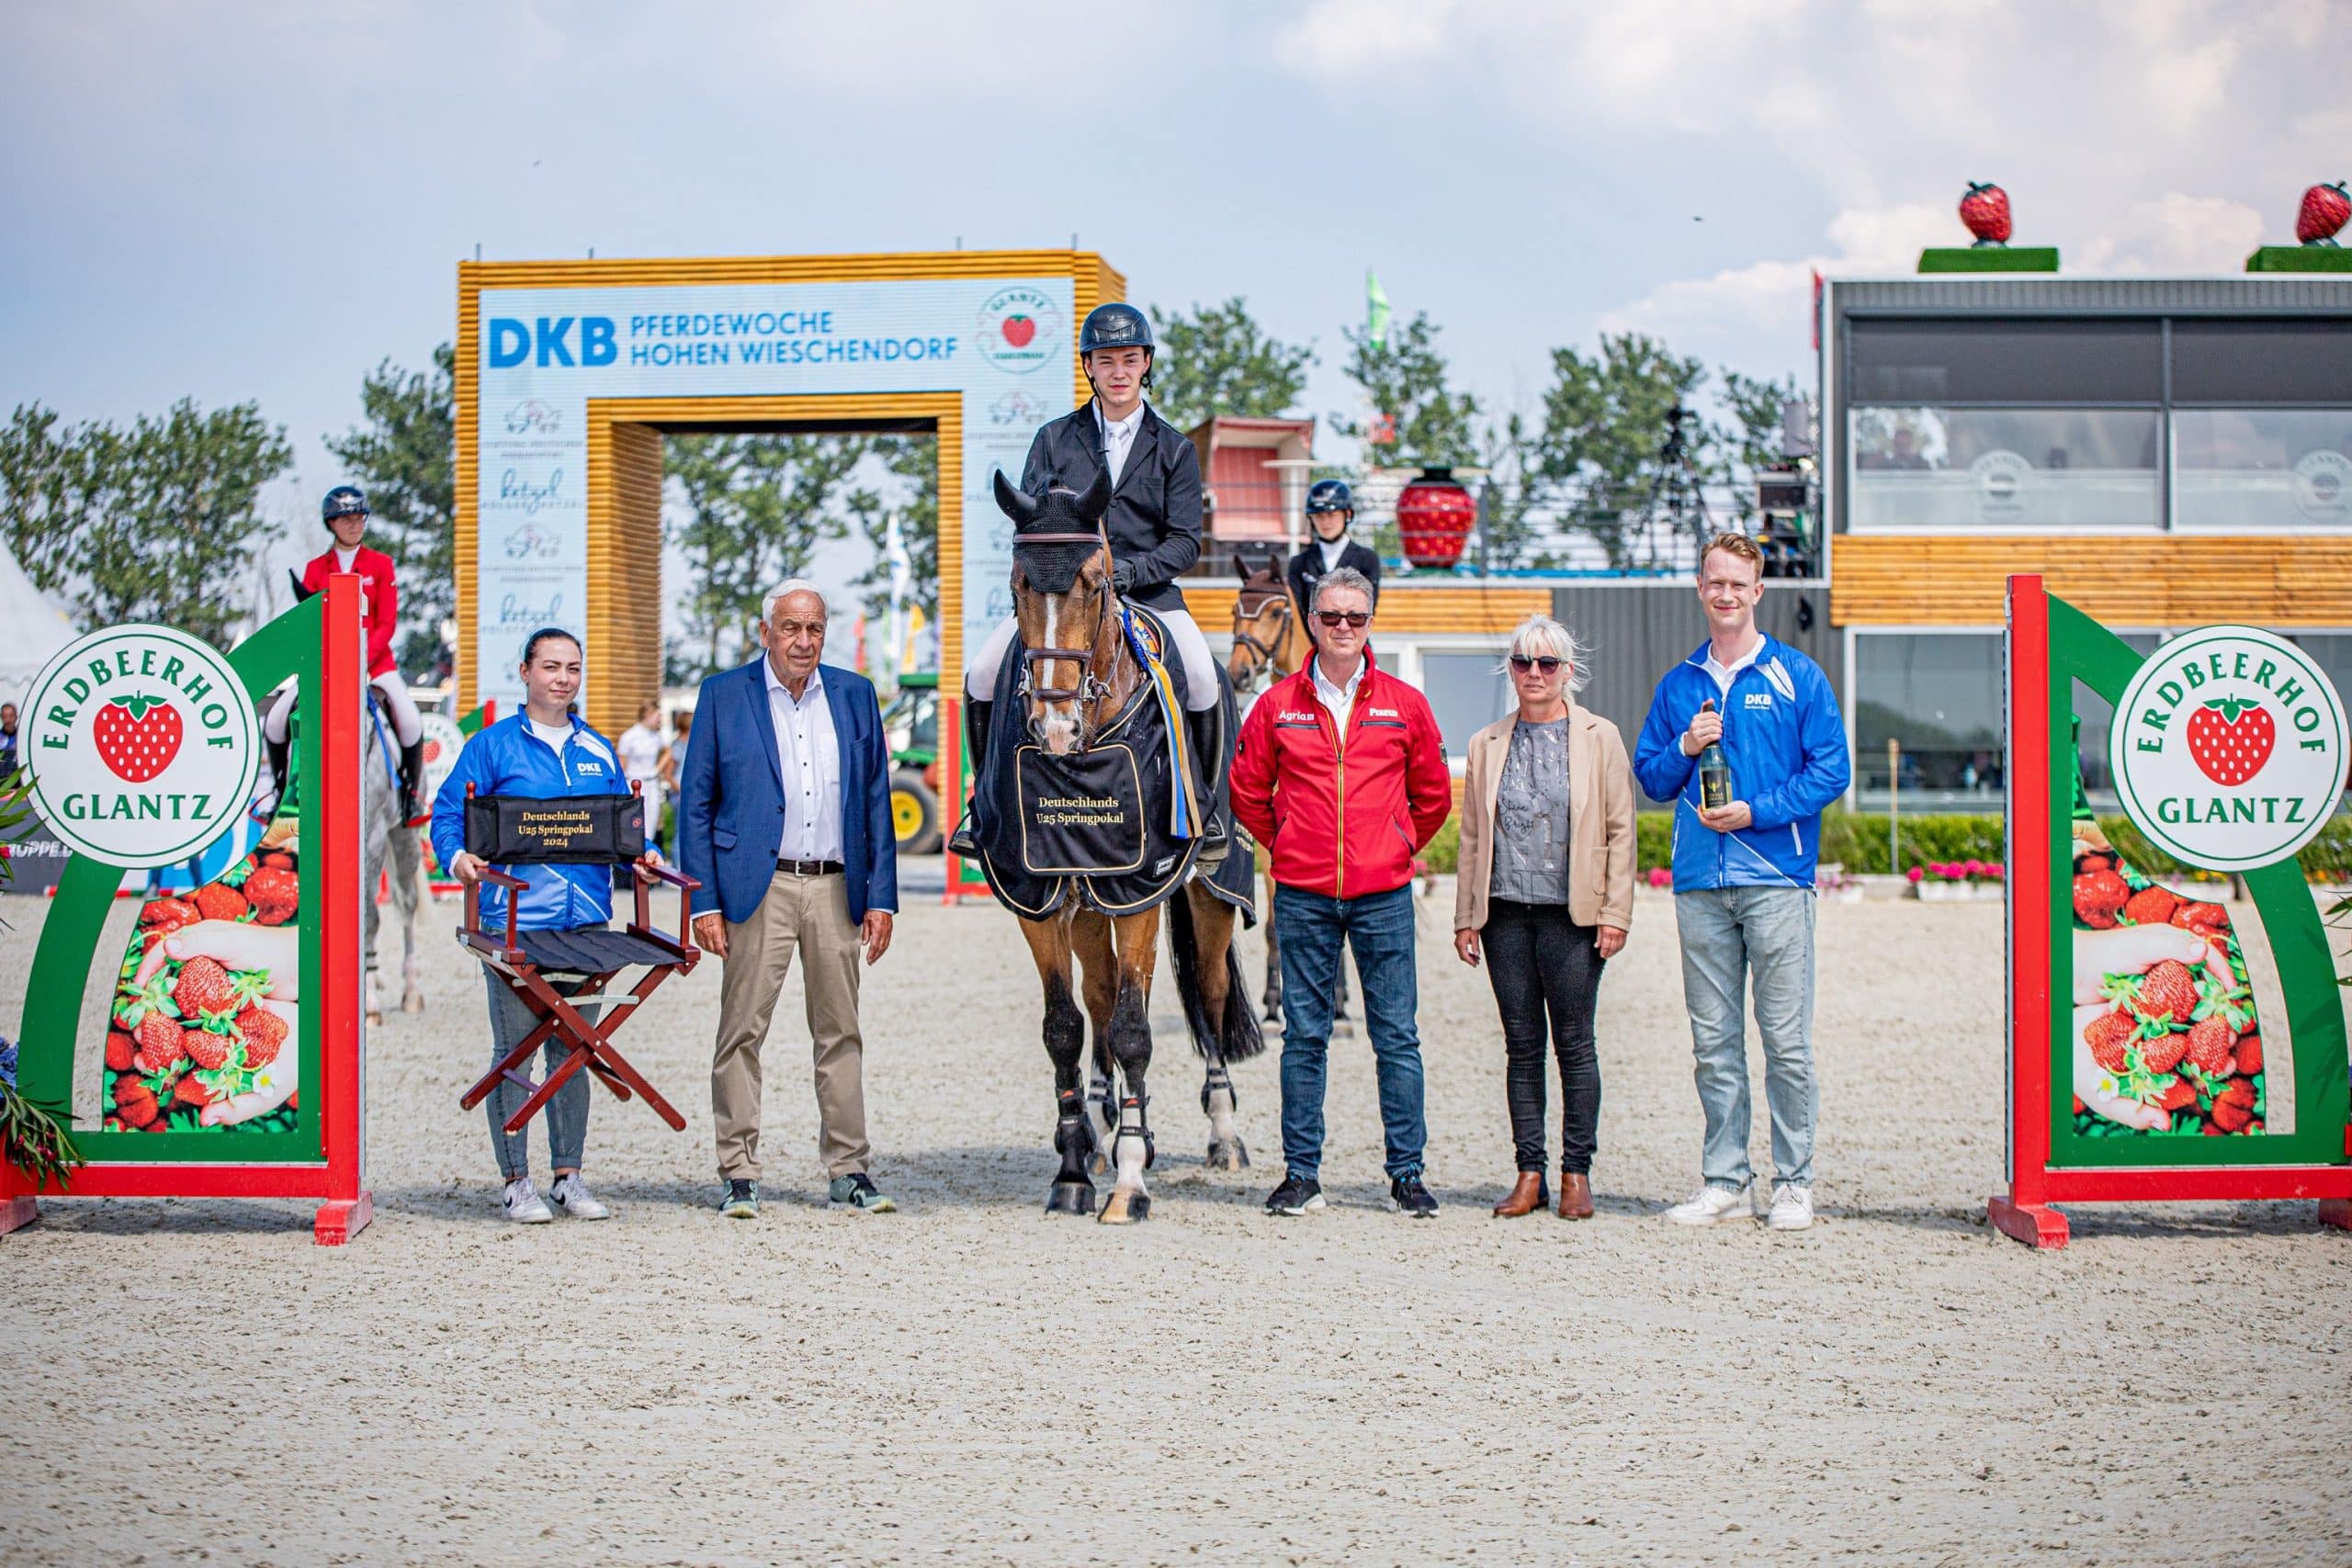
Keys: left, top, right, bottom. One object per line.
{"left": 1697, "top": 698, "right": 1734, "bottom": 810}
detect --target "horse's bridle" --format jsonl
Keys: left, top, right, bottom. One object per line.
{"left": 1227, "top": 586, "right": 1294, "bottom": 693}
{"left": 1014, "top": 532, "right": 1121, "bottom": 717}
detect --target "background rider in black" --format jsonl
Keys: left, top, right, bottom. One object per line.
{"left": 1285, "top": 479, "right": 1383, "bottom": 626}
{"left": 957, "top": 301, "right": 1225, "bottom": 854}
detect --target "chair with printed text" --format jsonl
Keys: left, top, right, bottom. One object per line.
{"left": 455, "top": 784, "right": 700, "bottom": 1134}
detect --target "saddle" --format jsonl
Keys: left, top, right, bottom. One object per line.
{"left": 968, "top": 604, "right": 1240, "bottom": 919}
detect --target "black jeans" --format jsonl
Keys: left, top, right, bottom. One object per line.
{"left": 1482, "top": 898, "right": 1606, "bottom": 1175}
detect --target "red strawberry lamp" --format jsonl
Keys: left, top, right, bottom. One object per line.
{"left": 2298, "top": 181, "right": 2349, "bottom": 246}
{"left": 1959, "top": 181, "right": 2012, "bottom": 247}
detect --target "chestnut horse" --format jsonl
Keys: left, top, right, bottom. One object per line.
{"left": 989, "top": 470, "right": 1262, "bottom": 1224}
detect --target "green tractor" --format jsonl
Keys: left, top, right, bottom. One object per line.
{"left": 882, "top": 671, "right": 944, "bottom": 854}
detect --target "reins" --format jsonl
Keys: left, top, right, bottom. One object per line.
{"left": 1228, "top": 584, "right": 1294, "bottom": 692}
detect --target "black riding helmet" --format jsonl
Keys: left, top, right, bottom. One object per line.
{"left": 1079, "top": 302, "right": 1155, "bottom": 392}
{"left": 322, "top": 485, "right": 368, "bottom": 523}
{"left": 1305, "top": 479, "right": 1354, "bottom": 516}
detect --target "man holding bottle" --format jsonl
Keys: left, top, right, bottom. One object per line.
{"left": 1634, "top": 533, "right": 1849, "bottom": 1231}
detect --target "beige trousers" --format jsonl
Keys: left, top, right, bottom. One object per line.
{"left": 711, "top": 870, "right": 868, "bottom": 1181}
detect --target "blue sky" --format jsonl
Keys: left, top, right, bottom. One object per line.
{"left": 4, "top": 0, "right": 2345, "bottom": 618}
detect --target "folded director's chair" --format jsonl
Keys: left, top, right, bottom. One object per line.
{"left": 456, "top": 784, "right": 700, "bottom": 1134}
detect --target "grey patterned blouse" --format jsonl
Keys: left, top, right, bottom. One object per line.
{"left": 1489, "top": 716, "right": 1571, "bottom": 906}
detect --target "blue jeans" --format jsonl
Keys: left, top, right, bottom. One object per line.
{"left": 1273, "top": 882, "right": 1426, "bottom": 1181}
{"left": 1674, "top": 886, "right": 1817, "bottom": 1190}
{"left": 481, "top": 966, "right": 590, "bottom": 1181}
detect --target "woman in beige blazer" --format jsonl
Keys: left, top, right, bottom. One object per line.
{"left": 1453, "top": 615, "right": 1635, "bottom": 1221}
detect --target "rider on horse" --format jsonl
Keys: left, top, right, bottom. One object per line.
{"left": 266, "top": 484, "right": 428, "bottom": 824}
{"left": 956, "top": 301, "right": 1226, "bottom": 857}
{"left": 1285, "top": 478, "right": 1383, "bottom": 627}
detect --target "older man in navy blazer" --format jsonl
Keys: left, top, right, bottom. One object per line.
{"left": 680, "top": 580, "right": 899, "bottom": 1219}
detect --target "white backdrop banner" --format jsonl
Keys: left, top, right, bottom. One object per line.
{"left": 473, "top": 276, "right": 1075, "bottom": 713}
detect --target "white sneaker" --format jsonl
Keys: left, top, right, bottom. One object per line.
{"left": 548, "top": 1174, "right": 610, "bottom": 1221}
{"left": 503, "top": 1178, "right": 553, "bottom": 1224}
{"left": 1767, "top": 1183, "right": 1814, "bottom": 1231}
{"left": 1665, "top": 1183, "right": 1752, "bottom": 1225}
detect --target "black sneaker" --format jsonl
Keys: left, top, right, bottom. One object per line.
{"left": 1264, "top": 1174, "right": 1326, "bottom": 1215}
{"left": 1390, "top": 1173, "right": 1439, "bottom": 1218}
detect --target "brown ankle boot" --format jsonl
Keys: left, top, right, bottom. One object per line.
{"left": 1492, "top": 1172, "right": 1548, "bottom": 1217}
{"left": 1556, "top": 1171, "right": 1594, "bottom": 1220}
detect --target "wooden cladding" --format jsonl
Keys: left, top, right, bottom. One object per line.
{"left": 453, "top": 251, "right": 1118, "bottom": 716}
{"left": 1185, "top": 582, "right": 1553, "bottom": 637}
{"left": 1832, "top": 535, "right": 2352, "bottom": 626}
{"left": 583, "top": 418, "right": 663, "bottom": 739}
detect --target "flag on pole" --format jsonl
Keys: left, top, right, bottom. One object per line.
{"left": 1365, "top": 269, "right": 1390, "bottom": 350}
{"left": 884, "top": 509, "right": 911, "bottom": 678}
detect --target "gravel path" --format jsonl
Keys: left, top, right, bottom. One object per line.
{"left": 3, "top": 887, "right": 2348, "bottom": 1565}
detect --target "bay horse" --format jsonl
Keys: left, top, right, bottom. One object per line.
{"left": 988, "top": 468, "right": 1263, "bottom": 1224}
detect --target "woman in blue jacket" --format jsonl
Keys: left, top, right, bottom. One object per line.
{"left": 430, "top": 627, "right": 646, "bottom": 1224}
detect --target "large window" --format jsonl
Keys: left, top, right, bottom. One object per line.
{"left": 2174, "top": 408, "right": 2352, "bottom": 528}
{"left": 1842, "top": 311, "right": 2351, "bottom": 535}
{"left": 1851, "top": 632, "right": 2005, "bottom": 804}
{"left": 1419, "top": 651, "right": 1512, "bottom": 759}
{"left": 1849, "top": 407, "right": 2161, "bottom": 528}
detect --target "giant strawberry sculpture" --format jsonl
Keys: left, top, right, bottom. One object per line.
{"left": 1960, "top": 181, "right": 2013, "bottom": 246}
{"left": 2298, "top": 181, "right": 2349, "bottom": 246}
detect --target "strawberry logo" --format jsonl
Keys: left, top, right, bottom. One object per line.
{"left": 91, "top": 693, "right": 183, "bottom": 783}
{"left": 2183, "top": 696, "right": 2274, "bottom": 786}
{"left": 1001, "top": 314, "right": 1036, "bottom": 348}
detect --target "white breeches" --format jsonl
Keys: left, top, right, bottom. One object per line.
{"left": 265, "top": 671, "right": 423, "bottom": 747}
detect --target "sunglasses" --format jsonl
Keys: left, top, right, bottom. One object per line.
{"left": 1314, "top": 610, "right": 1371, "bottom": 628}
{"left": 1509, "top": 655, "right": 1564, "bottom": 673}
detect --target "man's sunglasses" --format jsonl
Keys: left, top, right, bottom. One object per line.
{"left": 1509, "top": 655, "right": 1564, "bottom": 672}
{"left": 1314, "top": 610, "right": 1371, "bottom": 628}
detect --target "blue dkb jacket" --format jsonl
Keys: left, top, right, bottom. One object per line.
{"left": 675, "top": 659, "right": 897, "bottom": 928}
{"left": 1633, "top": 635, "right": 1851, "bottom": 893}
{"left": 429, "top": 712, "right": 631, "bottom": 931}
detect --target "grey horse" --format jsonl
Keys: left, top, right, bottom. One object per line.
{"left": 360, "top": 694, "right": 424, "bottom": 1021}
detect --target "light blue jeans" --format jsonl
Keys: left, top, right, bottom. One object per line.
{"left": 481, "top": 967, "right": 590, "bottom": 1182}
{"left": 1675, "top": 886, "right": 1817, "bottom": 1191}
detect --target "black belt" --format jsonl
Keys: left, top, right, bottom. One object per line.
{"left": 776, "top": 858, "right": 843, "bottom": 875}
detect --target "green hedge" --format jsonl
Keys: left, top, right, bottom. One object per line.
{"left": 1416, "top": 805, "right": 2352, "bottom": 882}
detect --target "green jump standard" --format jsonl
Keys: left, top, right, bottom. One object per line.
{"left": 2245, "top": 246, "right": 2352, "bottom": 273}
{"left": 1918, "top": 247, "right": 2061, "bottom": 274}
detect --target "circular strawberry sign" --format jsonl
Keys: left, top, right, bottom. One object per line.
{"left": 19, "top": 624, "right": 258, "bottom": 869}
{"left": 2109, "top": 626, "right": 2346, "bottom": 872}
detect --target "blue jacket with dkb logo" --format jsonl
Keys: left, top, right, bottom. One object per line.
{"left": 1633, "top": 635, "right": 1850, "bottom": 893}
{"left": 429, "top": 712, "right": 629, "bottom": 931}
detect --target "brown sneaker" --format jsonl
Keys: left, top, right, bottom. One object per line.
{"left": 1556, "top": 1171, "right": 1594, "bottom": 1220}
{"left": 1491, "top": 1171, "right": 1549, "bottom": 1218}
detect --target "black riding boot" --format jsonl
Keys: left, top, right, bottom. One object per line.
{"left": 947, "top": 698, "right": 991, "bottom": 858}
{"left": 398, "top": 739, "right": 427, "bottom": 824}
{"left": 1183, "top": 704, "right": 1228, "bottom": 873}
{"left": 263, "top": 733, "right": 292, "bottom": 813}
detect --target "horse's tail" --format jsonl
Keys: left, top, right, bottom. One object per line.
{"left": 1166, "top": 884, "right": 1268, "bottom": 1064}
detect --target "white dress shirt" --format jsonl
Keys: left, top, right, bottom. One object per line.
{"left": 1097, "top": 400, "right": 1147, "bottom": 485}
{"left": 763, "top": 659, "right": 842, "bottom": 863}
{"left": 1310, "top": 653, "right": 1368, "bottom": 731}
{"left": 1703, "top": 633, "right": 1764, "bottom": 700}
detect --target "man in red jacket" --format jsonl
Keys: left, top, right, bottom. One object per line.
{"left": 1231, "top": 566, "right": 1452, "bottom": 1218}
{"left": 265, "top": 485, "right": 426, "bottom": 822}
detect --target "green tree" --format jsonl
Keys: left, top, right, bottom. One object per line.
{"left": 1, "top": 399, "right": 292, "bottom": 644}
{"left": 1146, "top": 298, "right": 1314, "bottom": 432}
{"left": 324, "top": 344, "right": 455, "bottom": 671}
{"left": 665, "top": 433, "right": 878, "bottom": 678}
{"left": 846, "top": 435, "right": 939, "bottom": 621}
{"left": 1528, "top": 333, "right": 1712, "bottom": 570}
{"left": 1337, "top": 310, "right": 1481, "bottom": 470}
